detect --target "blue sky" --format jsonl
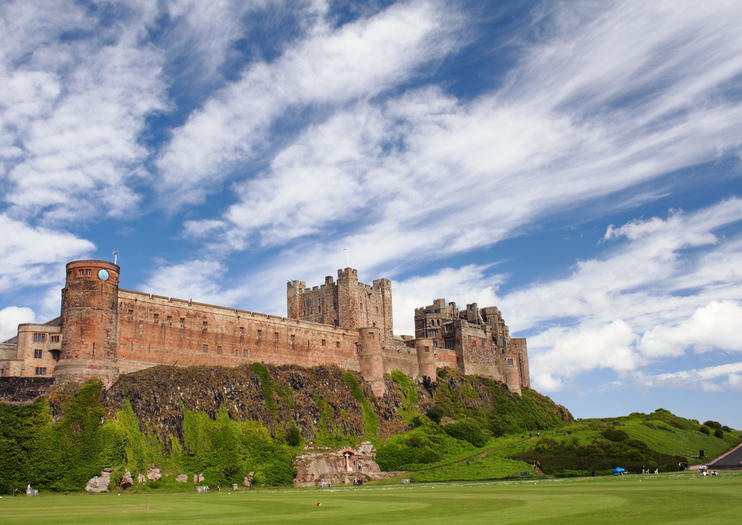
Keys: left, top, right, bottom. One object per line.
{"left": 1, "top": 0, "right": 741, "bottom": 427}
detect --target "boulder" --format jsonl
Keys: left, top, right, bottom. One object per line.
{"left": 147, "top": 467, "right": 162, "bottom": 481}
{"left": 176, "top": 474, "right": 188, "bottom": 483}
{"left": 137, "top": 473, "right": 146, "bottom": 484}
{"left": 85, "top": 469, "right": 112, "bottom": 493}
{"left": 193, "top": 473, "right": 205, "bottom": 483}
{"left": 243, "top": 472, "right": 255, "bottom": 487}
{"left": 119, "top": 471, "right": 133, "bottom": 489}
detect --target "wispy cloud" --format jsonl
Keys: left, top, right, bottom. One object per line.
{"left": 157, "top": 0, "right": 464, "bottom": 206}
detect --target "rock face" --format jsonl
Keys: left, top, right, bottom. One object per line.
{"left": 293, "top": 441, "right": 390, "bottom": 488}
{"left": 176, "top": 474, "right": 188, "bottom": 483}
{"left": 137, "top": 473, "right": 146, "bottom": 484}
{"left": 193, "top": 473, "right": 205, "bottom": 483}
{"left": 147, "top": 467, "right": 162, "bottom": 481}
{"left": 85, "top": 468, "right": 112, "bottom": 493}
{"left": 119, "top": 471, "right": 133, "bottom": 488}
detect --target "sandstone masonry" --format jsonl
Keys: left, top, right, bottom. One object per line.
{"left": 0, "top": 260, "right": 529, "bottom": 395}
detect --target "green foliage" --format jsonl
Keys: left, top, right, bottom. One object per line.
{"left": 714, "top": 428, "right": 724, "bottom": 439}
{"left": 342, "top": 372, "right": 379, "bottom": 441}
{"left": 427, "top": 405, "right": 445, "bottom": 424}
{"left": 443, "top": 419, "right": 489, "bottom": 447}
{"left": 602, "top": 428, "right": 629, "bottom": 442}
{"left": 431, "top": 373, "right": 571, "bottom": 436}
{"left": 704, "top": 420, "right": 722, "bottom": 430}
{"left": 510, "top": 435, "right": 684, "bottom": 476}
{"left": 390, "top": 370, "right": 419, "bottom": 422}
{"left": 376, "top": 426, "right": 473, "bottom": 471}
{"left": 285, "top": 425, "right": 302, "bottom": 447}
{"left": 700, "top": 426, "right": 711, "bottom": 435}
{"left": 250, "top": 362, "right": 277, "bottom": 415}
{"left": 411, "top": 453, "right": 532, "bottom": 482}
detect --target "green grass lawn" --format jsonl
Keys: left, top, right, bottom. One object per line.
{"left": 2, "top": 472, "right": 741, "bottom": 524}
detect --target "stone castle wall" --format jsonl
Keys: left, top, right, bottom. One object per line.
{"left": 116, "top": 290, "right": 362, "bottom": 376}
{"left": 3, "top": 260, "right": 530, "bottom": 395}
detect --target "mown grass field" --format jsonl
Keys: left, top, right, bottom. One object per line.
{"left": 2, "top": 472, "right": 741, "bottom": 524}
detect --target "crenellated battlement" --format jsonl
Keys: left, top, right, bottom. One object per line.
{"left": 2, "top": 262, "right": 529, "bottom": 396}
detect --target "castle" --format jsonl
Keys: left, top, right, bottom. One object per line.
{"left": 0, "top": 260, "right": 529, "bottom": 395}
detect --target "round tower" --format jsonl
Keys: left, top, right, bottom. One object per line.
{"left": 415, "top": 338, "right": 436, "bottom": 379}
{"left": 357, "top": 327, "right": 385, "bottom": 396}
{"left": 55, "top": 260, "right": 120, "bottom": 386}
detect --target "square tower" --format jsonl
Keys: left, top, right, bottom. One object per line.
{"left": 287, "top": 268, "right": 393, "bottom": 341}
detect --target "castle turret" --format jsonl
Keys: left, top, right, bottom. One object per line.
{"left": 287, "top": 280, "right": 306, "bottom": 320}
{"left": 337, "top": 268, "right": 359, "bottom": 330}
{"left": 55, "top": 260, "right": 120, "bottom": 386}
{"left": 357, "top": 327, "right": 385, "bottom": 396}
{"left": 415, "top": 338, "right": 436, "bottom": 379}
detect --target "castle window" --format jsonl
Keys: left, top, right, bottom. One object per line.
{"left": 507, "top": 358, "right": 514, "bottom": 365}
{"left": 367, "top": 333, "right": 374, "bottom": 339}
{"left": 257, "top": 329, "right": 263, "bottom": 339}
{"left": 153, "top": 313, "right": 159, "bottom": 324}
{"left": 166, "top": 316, "right": 172, "bottom": 326}
{"left": 34, "top": 349, "right": 43, "bottom": 359}
{"left": 0, "top": 368, "right": 5, "bottom": 376}
{"left": 274, "top": 332, "right": 279, "bottom": 342}
{"left": 50, "top": 350, "right": 60, "bottom": 361}
{"left": 290, "top": 334, "right": 295, "bottom": 347}
{"left": 424, "top": 346, "right": 430, "bottom": 353}
{"left": 239, "top": 327, "right": 245, "bottom": 337}
{"left": 202, "top": 344, "right": 209, "bottom": 353}
{"left": 180, "top": 317, "right": 185, "bottom": 328}
{"left": 127, "top": 309, "right": 134, "bottom": 320}
{"left": 202, "top": 321, "right": 208, "bottom": 331}
{"left": 33, "top": 333, "right": 46, "bottom": 343}
{"left": 216, "top": 346, "right": 222, "bottom": 355}
{"left": 50, "top": 335, "right": 60, "bottom": 343}
{"left": 336, "top": 341, "right": 341, "bottom": 349}
{"left": 321, "top": 339, "right": 326, "bottom": 347}
{"left": 35, "top": 367, "right": 47, "bottom": 376}
{"left": 242, "top": 349, "right": 249, "bottom": 357}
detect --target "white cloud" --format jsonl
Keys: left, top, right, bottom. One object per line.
{"left": 0, "top": 214, "right": 94, "bottom": 293}
{"left": 640, "top": 301, "right": 742, "bottom": 358}
{"left": 139, "top": 258, "right": 250, "bottom": 307}
{"left": 157, "top": 0, "right": 463, "bottom": 206}
{"left": 0, "top": 0, "right": 167, "bottom": 222}
{"left": 641, "top": 362, "right": 742, "bottom": 392}
{"left": 0, "top": 306, "right": 36, "bottom": 342}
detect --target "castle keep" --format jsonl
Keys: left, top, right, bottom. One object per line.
{"left": 0, "top": 260, "right": 529, "bottom": 395}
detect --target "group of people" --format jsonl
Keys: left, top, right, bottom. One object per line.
{"left": 698, "top": 465, "right": 719, "bottom": 477}
{"left": 640, "top": 465, "right": 659, "bottom": 474}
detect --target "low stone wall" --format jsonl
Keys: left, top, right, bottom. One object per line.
{"left": 0, "top": 377, "right": 55, "bottom": 403}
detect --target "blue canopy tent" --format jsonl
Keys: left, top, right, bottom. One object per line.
{"left": 612, "top": 467, "right": 625, "bottom": 475}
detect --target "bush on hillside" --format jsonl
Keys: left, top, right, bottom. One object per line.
{"left": 699, "top": 426, "right": 711, "bottom": 435}
{"left": 601, "top": 428, "right": 629, "bottom": 442}
{"left": 426, "top": 406, "right": 445, "bottom": 424}
{"left": 443, "top": 419, "right": 488, "bottom": 447}
{"left": 704, "top": 420, "right": 722, "bottom": 430}
{"left": 714, "top": 428, "right": 724, "bottom": 439}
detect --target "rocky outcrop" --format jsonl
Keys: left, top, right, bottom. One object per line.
{"left": 176, "top": 474, "right": 188, "bottom": 483}
{"left": 0, "top": 377, "right": 54, "bottom": 403}
{"left": 147, "top": 467, "right": 161, "bottom": 481}
{"left": 293, "top": 441, "right": 391, "bottom": 487}
{"left": 119, "top": 471, "right": 133, "bottom": 488}
{"left": 85, "top": 468, "right": 112, "bottom": 493}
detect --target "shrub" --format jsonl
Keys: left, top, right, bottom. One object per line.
{"left": 704, "top": 420, "right": 722, "bottom": 430}
{"left": 601, "top": 428, "right": 629, "bottom": 442}
{"left": 443, "top": 420, "right": 488, "bottom": 447}
{"left": 285, "top": 425, "right": 302, "bottom": 447}
{"left": 714, "top": 428, "right": 724, "bottom": 439}
{"left": 699, "top": 426, "right": 711, "bottom": 435}
{"left": 426, "top": 406, "right": 445, "bottom": 424}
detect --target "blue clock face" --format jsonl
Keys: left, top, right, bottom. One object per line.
{"left": 98, "top": 269, "right": 109, "bottom": 281}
